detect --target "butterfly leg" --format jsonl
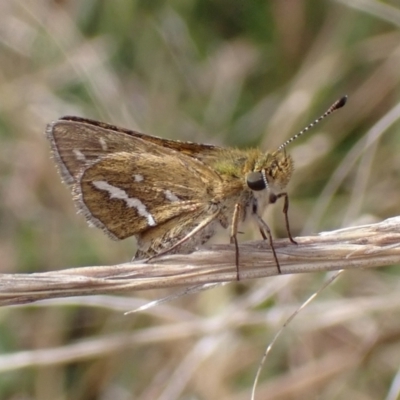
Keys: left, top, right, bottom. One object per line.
{"left": 230, "top": 203, "right": 242, "bottom": 281}
{"left": 253, "top": 213, "right": 281, "bottom": 274}
{"left": 275, "top": 192, "right": 297, "bottom": 245}
{"left": 258, "top": 227, "right": 267, "bottom": 240}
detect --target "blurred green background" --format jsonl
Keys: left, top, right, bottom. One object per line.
{"left": 1, "top": 0, "right": 400, "bottom": 399}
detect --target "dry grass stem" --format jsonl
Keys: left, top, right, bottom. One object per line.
{"left": 1, "top": 216, "right": 400, "bottom": 306}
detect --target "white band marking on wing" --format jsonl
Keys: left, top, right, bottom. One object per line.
{"left": 93, "top": 180, "right": 156, "bottom": 226}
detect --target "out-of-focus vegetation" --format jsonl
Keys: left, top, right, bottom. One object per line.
{"left": 1, "top": 1, "right": 400, "bottom": 399}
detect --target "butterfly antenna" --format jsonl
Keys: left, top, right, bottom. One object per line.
{"left": 277, "top": 95, "right": 347, "bottom": 151}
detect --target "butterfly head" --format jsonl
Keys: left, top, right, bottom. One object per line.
{"left": 246, "top": 151, "right": 294, "bottom": 194}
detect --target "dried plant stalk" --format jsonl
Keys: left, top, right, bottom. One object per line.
{"left": 1, "top": 216, "right": 400, "bottom": 306}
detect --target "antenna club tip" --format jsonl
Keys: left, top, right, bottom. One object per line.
{"left": 276, "top": 95, "right": 348, "bottom": 151}
{"left": 336, "top": 95, "right": 348, "bottom": 109}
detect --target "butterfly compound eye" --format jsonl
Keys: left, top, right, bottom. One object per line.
{"left": 247, "top": 171, "right": 266, "bottom": 191}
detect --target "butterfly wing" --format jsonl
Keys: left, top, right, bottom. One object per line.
{"left": 47, "top": 117, "right": 234, "bottom": 256}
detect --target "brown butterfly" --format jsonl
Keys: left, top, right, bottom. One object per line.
{"left": 46, "top": 96, "right": 347, "bottom": 279}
